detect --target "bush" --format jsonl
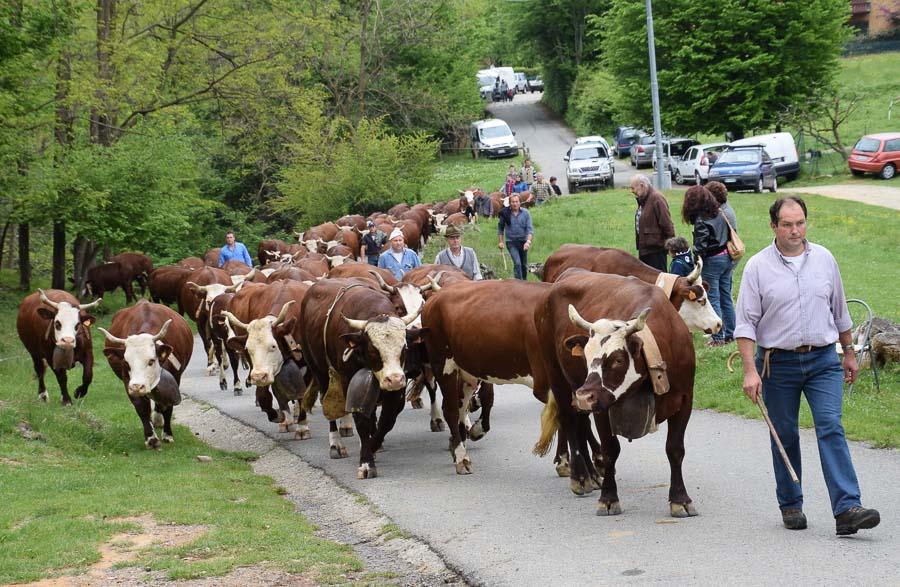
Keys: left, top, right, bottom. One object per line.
{"left": 565, "top": 65, "right": 619, "bottom": 137}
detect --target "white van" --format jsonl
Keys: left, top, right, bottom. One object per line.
{"left": 470, "top": 119, "right": 518, "bottom": 159}
{"left": 729, "top": 132, "right": 799, "bottom": 181}
{"left": 513, "top": 72, "right": 528, "bottom": 94}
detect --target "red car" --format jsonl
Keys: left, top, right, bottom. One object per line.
{"left": 848, "top": 133, "right": 900, "bottom": 180}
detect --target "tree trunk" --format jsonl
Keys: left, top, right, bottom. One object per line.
{"left": 72, "top": 235, "right": 101, "bottom": 297}
{"left": 52, "top": 221, "right": 66, "bottom": 289}
{"left": 357, "top": 0, "right": 370, "bottom": 119}
{"left": 0, "top": 221, "right": 9, "bottom": 269}
{"left": 18, "top": 223, "right": 31, "bottom": 291}
{"left": 91, "top": 0, "right": 116, "bottom": 146}
{"left": 4, "top": 224, "right": 14, "bottom": 269}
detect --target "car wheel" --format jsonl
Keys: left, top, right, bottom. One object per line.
{"left": 768, "top": 176, "right": 778, "bottom": 193}
{"left": 880, "top": 163, "right": 896, "bottom": 180}
{"left": 754, "top": 176, "right": 763, "bottom": 193}
{"left": 568, "top": 181, "right": 576, "bottom": 194}
{"left": 850, "top": 169, "right": 865, "bottom": 177}
{"left": 694, "top": 172, "right": 702, "bottom": 185}
{"left": 673, "top": 169, "right": 684, "bottom": 185}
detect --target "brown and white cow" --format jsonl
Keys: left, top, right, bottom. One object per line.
{"left": 539, "top": 245, "right": 721, "bottom": 334}
{"left": 534, "top": 270, "right": 698, "bottom": 517}
{"left": 299, "top": 278, "right": 425, "bottom": 479}
{"left": 99, "top": 301, "right": 193, "bottom": 449}
{"left": 149, "top": 265, "right": 193, "bottom": 306}
{"left": 177, "top": 266, "right": 233, "bottom": 374}
{"left": 17, "top": 290, "right": 101, "bottom": 404}
{"left": 258, "top": 239, "right": 289, "bottom": 266}
{"left": 422, "top": 279, "right": 551, "bottom": 474}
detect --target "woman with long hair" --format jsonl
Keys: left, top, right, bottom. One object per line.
{"left": 682, "top": 185, "right": 734, "bottom": 346}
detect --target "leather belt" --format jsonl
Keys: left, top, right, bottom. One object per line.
{"left": 760, "top": 345, "right": 830, "bottom": 379}
{"left": 782, "top": 344, "right": 829, "bottom": 353}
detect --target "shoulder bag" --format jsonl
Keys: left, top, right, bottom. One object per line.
{"left": 721, "top": 213, "right": 745, "bottom": 261}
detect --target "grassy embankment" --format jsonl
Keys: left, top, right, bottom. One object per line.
{"left": 423, "top": 154, "right": 899, "bottom": 447}
{"left": 0, "top": 274, "right": 360, "bottom": 584}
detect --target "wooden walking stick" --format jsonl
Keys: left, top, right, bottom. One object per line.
{"left": 755, "top": 396, "right": 800, "bottom": 483}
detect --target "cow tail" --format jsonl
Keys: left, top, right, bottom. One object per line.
{"left": 532, "top": 393, "right": 559, "bottom": 457}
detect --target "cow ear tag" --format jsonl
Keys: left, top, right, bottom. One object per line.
{"left": 687, "top": 290, "right": 697, "bottom": 301}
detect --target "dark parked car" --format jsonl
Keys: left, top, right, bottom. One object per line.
{"left": 613, "top": 127, "right": 642, "bottom": 158}
{"left": 707, "top": 146, "right": 778, "bottom": 193}
{"left": 849, "top": 133, "right": 900, "bottom": 180}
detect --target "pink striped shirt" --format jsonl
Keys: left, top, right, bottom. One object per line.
{"left": 735, "top": 240, "right": 852, "bottom": 349}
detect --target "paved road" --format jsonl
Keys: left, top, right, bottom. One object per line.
{"left": 487, "top": 93, "right": 646, "bottom": 193}
{"left": 782, "top": 183, "right": 900, "bottom": 211}
{"left": 184, "top": 349, "right": 898, "bottom": 585}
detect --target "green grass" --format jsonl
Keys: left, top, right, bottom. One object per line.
{"left": 0, "top": 274, "right": 360, "bottom": 584}
{"left": 429, "top": 183, "right": 900, "bottom": 447}
{"left": 424, "top": 152, "right": 535, "bottom": 204}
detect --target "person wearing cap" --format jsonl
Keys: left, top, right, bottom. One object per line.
{"left": 378, "top": 227, "right": 421, "bottom": 279}
{"left": 531, "top": 172, "right": 553, "bottom": 205}
{"left": 434, "top": 225, "right": 482, "bottom": 280}
{"left": 362, "top": 220, "right": 387, "bottom": 266}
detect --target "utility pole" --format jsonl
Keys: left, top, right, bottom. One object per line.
{"left": 646, "top": 0, "right": 667, "bottom": 189}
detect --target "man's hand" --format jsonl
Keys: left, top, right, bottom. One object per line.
{"left": 524, "top": 241, "right": 531, "bottom": 251}
{"left": 842, "top": 350, "right": 859, "bottom": 384}
{"left": 498, "top": 241, "right": 505, "bottom": 250}
{"left": 743, "top": 371, "right": 762, "bottom": 404}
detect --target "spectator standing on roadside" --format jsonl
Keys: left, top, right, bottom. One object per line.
{"left": 735, "top": 196, "right": 879, "bottom": 536}
{"left": 512, "top": 173, "right": 528, "bottom": 193}
{"left": 707, "top": 181, "right": 737, "bottom": 231}
{"left": 521, "top": 159, "right": 536, "bottom": 188}
{"left": 549, "top": 176, "right": 562, "bottom": 196}
{"left": 531, "top": 172, "right": 553, "bottom": 205}
{"left": 498, "top": 194, "right": 533, "bottom": 280}
{"left": 630, "top": 175, "right": 674, "bottom": 272}
{"left": 681, "top": 185, "right": 733, "bottom": 346}
{"left": 218, "top": 231, "right": 253, "bottom": 267}
{"left": 362, "top": 220, "right": 387, "bottom": 266}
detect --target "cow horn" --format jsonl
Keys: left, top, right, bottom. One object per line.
{"left": 342, "top": 315, "right": 368, "bottom": 330}
{"left": 291, "top": 250, "right": 304, "bottom": 260}
{"left": 369, "top": 270, "right": 396, "bottom": 293}
{"left": 273, "top": 300, "right": 294, "bottom": 326}
{"left": 624, "top": 308, "right": 651, "bottom": 336}
{"left": 38, "top": 289, "right": 60, "bottom": 310}
{"left": 97, "top": 327, "right": 127, "bottom": 345}
{"left": 244, "top": 268, "right": 257, "bottom": 281}
{"left": 568, "top": 305, "right": 595, "bottom": 332}
{"left": 295, "top": 231, "right": 304, "bottom": 241}
{"left": 186, "top": 281, "right": 208, "bottom": 293}
{"left": 402, "top": 301, "right": 423, "bottom": 326}
{"left": 425, "top": 271, "right": 445, "bottom": 292}
{"left": 79, "top": 298, "right": 103, "bottom": 310}
{"left": 223, "top": 311, "right": 249, "bottom": 331}
{"left": 686, "top": 257, "right": 702, "bottom": 283}
{"left": 152, "top": 319, "right": 172, "bottom": 342}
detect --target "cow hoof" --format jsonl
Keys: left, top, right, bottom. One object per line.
{"left": 430, "top": 419, "right": 445, "bottom": 432}
{"left": 670, "top": 502, "right": 698, "bottom": 518}
{"left": 357, "top": 464, "right": 378, "bottom": 479}
{"left": 152, "top": 412, "right": 164, "bottom": 428}
{"left": 206, "top": 365, "right": 216, "bottom": 376}
{"left": 162, "top": 434, "right": 175, "bottom": 444}
{"left": 330, "top": 445, "right": 349, "bottom": 459}
{"left": 555, "top": 461, "right": 571, "bottom": 478}
{"left": 339, "top": 426, "right": 354, "bottom": 438}
{"left": 569, "top": 478, "right": 594, "bottom": 496}
{"left": 455, "top": 458, "right": 472, "bottom": 475}
{"left": 468, "top": 421, "right": 485, "bottom": 441}
{"left": 410, "top": 398, "right": 424, "bottom": 409}
{"left": 61, "top": 397, "right": 73, "bottom": 406}
{"left": 597, "top": 500, "right": 623, "bottom": 516}
{"left": 278, "top": 422, "right": 289, "bottom": 433}
{"left": 294, "top": 429, "right": 311, "bottom": 440}
{"left": 589, "top": 472, "right": 603, "bottom": 490}
{"left": 39, "top": 392, "right": 48, "bottom": 403}
{"left": 74, "top": 387, "right": 87, "bottom": 399}
{"left": 233, "top": 388, "right": 243, "bottom": 397}
{"left": 219, "top": 381, "right": 228, "bottom": 391}
{"left": 145, "top": 437, "right": 161, "bottom": 450}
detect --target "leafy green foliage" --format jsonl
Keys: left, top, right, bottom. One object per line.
{"left": 599, "top": 0, "right": 851, "bottom": 137}
{"left": 565, "top": 65, "right": 618, "bottom": 136}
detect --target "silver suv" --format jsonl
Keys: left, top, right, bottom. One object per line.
{"left": 565, "top": 143, "right": 613, "bottom": 193}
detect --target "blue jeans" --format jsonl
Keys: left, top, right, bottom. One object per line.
{"left": 367, "top": 255, "right": 379, "bottom": 266}
{"left": 701, "top": 253, "right": 734, "bottom": 341}
{"left": 506, "top": 240, "right": 528, "bottom": 280}
{"left": 755, "top": 346, "right": 861, "bottom": 516}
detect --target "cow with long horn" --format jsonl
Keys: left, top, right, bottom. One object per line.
{"left": 16, "top": 289, "right": 102, "bottom": 404}
{"left": 298, "top": 278, "right": 428, "bottom": 479}
{"left": 99, "top": 301, "right": 193, "bottom": 448}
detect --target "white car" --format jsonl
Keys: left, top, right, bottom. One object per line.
{"left": 670, "top": 142, "right": 730, "bottom": 185}
{"left": 565, "top": 143, "right": 613, "bottom": 193}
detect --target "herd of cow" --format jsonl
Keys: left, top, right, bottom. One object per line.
{"left": 16, "top": 194, "right": 725, "bottom": 517}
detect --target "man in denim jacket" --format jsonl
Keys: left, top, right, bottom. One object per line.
{"left": 378, "top": 228, "right": 421, "bottom": 280}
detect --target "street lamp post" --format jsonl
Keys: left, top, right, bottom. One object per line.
{"left": 645, "top": 0, "right": 667, "bottom": 189}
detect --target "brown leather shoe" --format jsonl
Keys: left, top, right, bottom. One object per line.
{"left": 782, "top": 508, "right": 807, "bottom": 530}
{"left": 835, "top": 506, "right": 880, "bottom": 536}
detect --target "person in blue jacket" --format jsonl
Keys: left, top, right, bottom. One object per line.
{"left": 378, "top": 228, "right": 421, "bottom": 279}
{"left": 218, "top": 231, "right": 253, "bottom": 267}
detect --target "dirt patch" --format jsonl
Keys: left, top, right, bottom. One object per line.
{"left": 21, "top": 515, "right": 207, "bottom": 587}
{"left": 782, "top": 183, "right": 900, "bottom": 210}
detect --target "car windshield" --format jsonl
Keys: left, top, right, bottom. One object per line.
{"left": 572, "top": 147, "right": 606, "bottom": 160}
{"left": 718, "top": 150, "right": 760, "bottom": 164}
{"left": 480, "top": 126, "right": 511, "bottom": 139}
{"left": 669, "top": 141, "right": 695, "bottom": 157}
{"left": 621, "top": 131, "right": 640, "bottom": 140}
{"left": 638, "top": 136, "right": 655, "bottom": 145}
{"left": 854, "top": 138, "right": 881, "bottom": 153}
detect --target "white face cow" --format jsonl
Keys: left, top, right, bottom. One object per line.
{"left": 663, "top": 258, "right": 722, "bottom": 334}
{"left": 99, "top": 320, "right": 173, "bottom": 397}
{"left": 565, "top": 306, "right": 651, "bottom": 412}
{"left": 342, "top": 304, "right": 423, "bottom": 391}
{"left": 37, "top": 289, "right": 101, "bottom": 350}
{"left": 369, "top": 270, "right": 440, "bottom": 328}
{"left": 223, "top": 301, "right": 295, "bottom": 387}
{"left": 187, "top": 281, "right": 241, "bottom": 318}
{"left": 325, "top": 254, "right": 353, "bottom": 268}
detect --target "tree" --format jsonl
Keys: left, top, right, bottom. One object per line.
{"left": 778, "top": 87, "right": 861, "bottom": 161}
{"left": 600, "top": 0, "right": 850, "bottom": 139}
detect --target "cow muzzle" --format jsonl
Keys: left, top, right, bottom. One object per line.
{"left": 574, "top": 382, "right": 615, "bottom": 413}
{"left": 379, "top": 371, "right": 406, "bottom": 392}
{"left": 249, "top": 369, "right": 273, "bottom": 387}
{"left": 128, "top": 383, "right": 150, "bottom": 397}
{"left": 704, "top": 320, "right": 723, "bottom": 335}
{"left": 56, "top": 337, "right": 76, "bottom": 350}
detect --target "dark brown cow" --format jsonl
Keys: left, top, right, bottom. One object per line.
{"left": 149, "top": 265, "right": 193, "bottom": 306}
{"left": 83, "top": 252, "right": 153, "bottom": 303}
{"left": 422, "top": 279, "right": 552, "bottom": 474}
{"left": 17, "top": 290, "right": 101, "bottom": 404}
{"left": 388, "top": 202, "right": 410, "bottom": 217}
{"left": 177, "top": 266, "right": 233, "bottom": 374}
{"left": 337, "top": 214, "right": 367, "bottom": 231}
{"left": 443, "top": 198, "right": 462, "bottom": 215}
{"left": 203, "top": 247, "right": 220, "bottom": 267}
{"left": 178, "top": 256, "right": 205, "bottom": 270}
{"left": 110, "top": 252, "right": 154, "bottom": 295}
{"left": 99, "top": 301, "right": 193, "bottom": 449}
{"left": 208, "top": 291, "right": 243, "bottom": 394}
{"left": 258, "top": 239, "right": 289, "bottom": 266}
{"left": 539, "top": 245, "right": 722, "bottom": 334}
{"left": 299, "top": 278, "right": 425, "bottom": 478}
{"left": 534, "top": 270, "right": 698, "bottom": 517}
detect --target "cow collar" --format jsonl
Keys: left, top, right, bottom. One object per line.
{"left": 322, "top": 283, "right": 368, "bottom": 372}
{"left": 634, "top": 327, "right": 669, "bottom": 396}
{"left": 654, "top": 273, "right": 679, "bottom": 300}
